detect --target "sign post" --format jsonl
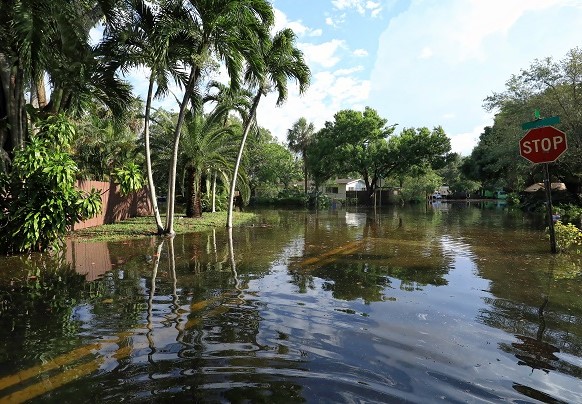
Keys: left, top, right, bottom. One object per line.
{"left": 519, "top": 118, "right": 566, "bottom": 254}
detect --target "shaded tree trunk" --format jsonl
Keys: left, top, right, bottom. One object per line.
{"left": 0, "top": 54, "right": 27, "bottom": 168}
{"left": 185, "top": 166, "right": 202, "bottom": 218}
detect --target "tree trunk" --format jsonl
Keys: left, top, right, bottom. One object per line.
{"left": 211, "top": 171, "right": 217, "bottom": 213}
{"left": 227, "top": 91, "right": 261, "bottom": 228}
{"left": 185, "top": 166, "right": 202, "bottom": 218}
{"left": 1, "top": 56, "right": 26, "bottom": 155}
{"left": 144, "top": 75, "right": 165, "bottom": 234}
{"left": 165, "top": 66, "right": 198, "bottom": 235}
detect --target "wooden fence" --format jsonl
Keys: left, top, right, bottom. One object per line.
{"left": 73, "top": 180, "right": 152, "bottom": 230}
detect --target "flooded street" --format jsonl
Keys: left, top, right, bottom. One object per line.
{"left": 1, "top": 203, "right": 582, "bottom": 403}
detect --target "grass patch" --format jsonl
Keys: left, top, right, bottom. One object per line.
{"left": 69, "top": 211, "right": 257, "bottom": 242}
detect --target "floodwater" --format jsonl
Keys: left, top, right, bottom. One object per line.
{"left": 1, "top": 203, "right": 582, "bottom": 403}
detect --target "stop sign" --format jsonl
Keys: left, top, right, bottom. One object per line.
{"left": 519, "top": 126, "right": 567, "bottom": 164}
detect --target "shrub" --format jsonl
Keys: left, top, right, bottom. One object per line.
{"left": 549, "top": 221, "right": 582, "bottom": 253}
{"left": 0, "top": 115, "right": 102, "bottom": 253}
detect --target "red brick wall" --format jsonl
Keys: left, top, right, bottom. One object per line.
{"left": 73, "top": 180, "right": 153, "bottom": 230}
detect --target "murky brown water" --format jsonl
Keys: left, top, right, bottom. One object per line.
{"left": 1, "top": 203, "right": 582, "bottom": 403}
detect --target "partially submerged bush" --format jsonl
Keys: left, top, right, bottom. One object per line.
{"left": 0, "top": 115, "right": 102, "bottom": 253}
{"left": 550, "top": 221, "right": 582, "bottom": 253}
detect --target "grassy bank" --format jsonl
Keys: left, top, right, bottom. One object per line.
{"left": 69, "top": 211, "right": 257, "bottom": 242}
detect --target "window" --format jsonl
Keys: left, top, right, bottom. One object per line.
{"left": 325, "top": 187, "right": 339, "bottom": 194}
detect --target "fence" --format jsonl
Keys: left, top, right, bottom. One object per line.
{"left": 73, "top": 180, "right": 152, "bottom": 230}
{"left": 345, "top": 189, "right": 401, "bottom": 206}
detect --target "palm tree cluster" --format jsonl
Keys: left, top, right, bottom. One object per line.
{"left": 0, "top": 0, "right": 311, "bottom": 235}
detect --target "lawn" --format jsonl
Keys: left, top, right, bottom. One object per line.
{"left": 69, "top": 211, "right": 257, "bottom": 242}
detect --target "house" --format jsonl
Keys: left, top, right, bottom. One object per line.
{"left": 324, "top": 178, "right": 366, "bottom": 200}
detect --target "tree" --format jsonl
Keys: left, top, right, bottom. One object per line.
{"left": 0, "top": 0, "right": 131, "bottom": 172}
{"left": 0, "top": 115, "right": 101, "bottom": 253}
{"left": 287, "top": 117, "right": 315, "bottom": 193}
{"left": 248, "top": 138, "right": 302, "bottom": 195}
{"left": 305, "top": 108, "right": 451, "bottom": 203}
{"left": 480, "top": 47, "right": 582, "bottom": 196}
{"left": 386, "top": 126, "right": 451, "bottom": 186}
{"left": 98, "top": 0, "right": 191, "bottom": 234}
{"left": 227, "top": 28, "right": 311, "bottom": 228}
{"left": 164, "top": 0, "right": 274, "bottom": 235}
{"left": 181, "top": 109, "right": 241, "bottom": 218}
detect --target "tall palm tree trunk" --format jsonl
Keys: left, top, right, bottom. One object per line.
{"left": 144, "top": 75, "right": 165, "bottom": 234}
{"left": 185, "top": 166, "right": 202, "bottom": 218}
{"left": 226, "top": 91, "right": 261, "bottom": 228}
{"left": 211, "top": 171, "right": 217, "bottom": 213}
{"left": 165, "top": 66, "right": 198, "bottom": 235}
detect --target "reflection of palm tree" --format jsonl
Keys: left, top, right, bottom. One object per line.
{"left": 146, "top": 239, "right": 164, "bottom": 363}
{"left": 228, "top": 227, "right": 241, "bottom": 295}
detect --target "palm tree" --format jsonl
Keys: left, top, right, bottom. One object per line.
{"left": 164, "top": 0, "right": 274, "bottom": 235}
{"left": 180, "top": 107, "right": 241, "bottom": 218}
{"left": 226, "top": 28, "right": 311, "bottom": 228}
{"left": 0, "top": 0, "right": 131, "bottom": 172}
{"left": 98, "top": 0, "right": 191, "bottom": 234}
{"left": 287, "top": 117, "right": 315, "bottom": 193}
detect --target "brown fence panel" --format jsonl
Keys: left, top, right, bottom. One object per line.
{"left": 73, "top": 180, "right": 152, "bottom": 230}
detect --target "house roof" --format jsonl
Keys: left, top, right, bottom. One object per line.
{"left": 523, "top": 182, "right": 566, "bottom": 192}
{"left": 335, "top": 178, "right": 363, "bottom": 184}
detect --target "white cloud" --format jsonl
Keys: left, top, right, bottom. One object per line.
{"left": 273, "top": 8, "right": 321, "bottom": 37}
{"left": 448, "top": 120, "right": 492, "bottom": 156}
{"left": 299, "top": 39, "right": 345, "bottom": 68}
{"left": 353, "top": 48, "right": 369, "bottom": 57}
{"left": 331, "top": 0, "right": 382, "bottom": 17}
{"left": 369, "top": 0, "right": 582, "bottom": 154}
{"left": 332, "top": 0, "right": 365, "bottom": 14}
{"left": 418, "top": 47, "right": 433, "bottom": 59}
{"left": 256, "top": 70, "right": 371, "bottom": 144}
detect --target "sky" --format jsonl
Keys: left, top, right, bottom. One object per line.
{"left": 127, "top": 0, "right": 582, "bottom": 156}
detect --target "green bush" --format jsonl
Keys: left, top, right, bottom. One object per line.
{"left": 0, "top": 115, "right": 102, "bottom": 253}
{"left": 554, "top": 203, "right": 582, "bottom": 226}
{"left": 550, "top": 221, "right": 582, "bottom": 253}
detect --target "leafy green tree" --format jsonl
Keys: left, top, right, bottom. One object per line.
{"left": 73, "top": 100, "right": 144, "bottom": 181}
{"left": 226, "top": 28, "right": 310, "bottom": 228}
{"left": 0, "top": 0, "right": 131, "bottom": 171}
{"left": 0, "top": 115, "right": 101, "bottom": 253}
{"left": 477, "top": 47, "right": 582, "bottom": 196}
{"left": 387, "top": 126, "right": 451, "bottom": 186}
{"left": 287, "top": 117, "right": 315, "bottom": 193}
{"left": 400, "top": 169, "right": 443, "bottom": 202}
{"left": 305, "top": 107, "right": 450, "bottom": 202}
{"left": 248, "top": 140, "right": 302, "bottom": 195}
{"left": 437, "top": 153, "right": 481, "bottom": 195}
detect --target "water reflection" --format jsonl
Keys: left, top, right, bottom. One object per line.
{"left": 1, "top": 205, "right": 582, "bottom": 402}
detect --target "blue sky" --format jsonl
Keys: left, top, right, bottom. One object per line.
{"left": 123, "top": 0, "right": 582, "bottom": 156}
{"left": 255, "top": 0, "right": 582, "bottom": 155}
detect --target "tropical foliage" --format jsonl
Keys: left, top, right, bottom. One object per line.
{"left": 0, "top": 116, "right": 101, "bottom": 253}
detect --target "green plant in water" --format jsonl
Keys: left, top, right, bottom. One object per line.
{"left": 549, "top": 220, "right": 582, "bottom": 253}
{"left": 0, "top": 115, "right": 102, "bottom": 253}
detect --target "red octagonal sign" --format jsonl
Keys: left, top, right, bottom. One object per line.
{"left": 519, "top": 126, "right": 568, "bottom": 164}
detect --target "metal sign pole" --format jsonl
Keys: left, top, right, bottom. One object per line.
{"left": 544, "top": 163, "right": 557, "bottom": 254}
